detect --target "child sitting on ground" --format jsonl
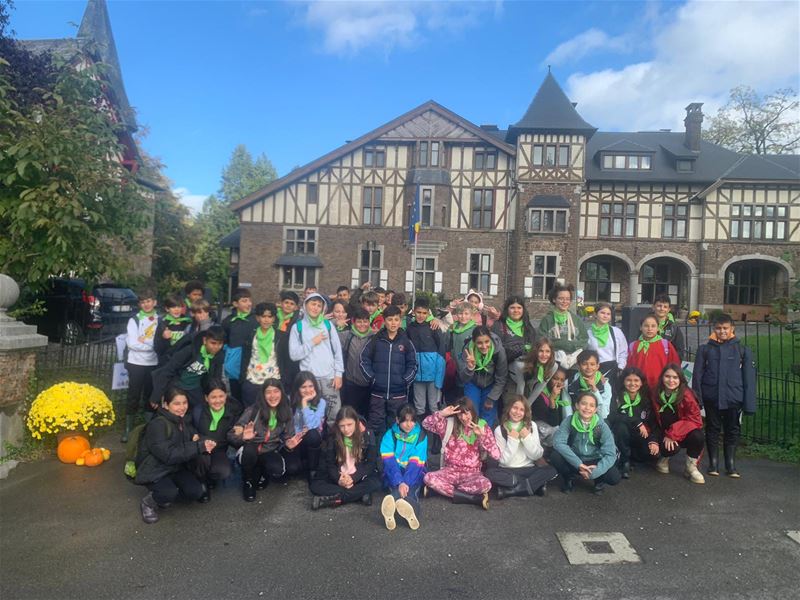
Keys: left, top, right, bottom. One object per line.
{"left": 531, "top": 365, "right": 571, "bottom": 448}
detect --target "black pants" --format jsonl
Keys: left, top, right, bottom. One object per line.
{"left": 241, "top": 380, "right": 263, "bottom": 408}
{"left": 146, "top": 467, "right": 204, "bottom": 505}
{"left": 125, "top": 362, "right": 155, "bottom": 416}
{"left": 610, "top": 420, "right": 651, "bottom": 463}
{"left": 194, "top": 448, "right": 232, "bottom": 482}
{"left": 705, "top": 402, "right": 742, "bottom": 448}
{"left": 548, "top": 450, "right": 622, "bottom": 486}
{"left": 485, "top": 464, "right": 557, "bottom": 491}
{"left": 599, "top": 361, "right": 619, "bottom": 395}
{"left": 240, "top": 445, "right": 302, "bottom": 482}
{"left": 309, "top": 473, "right": 382, "bottom": 503}
{"left": 283, "top": 428, "right": 323, "bottom": 474}
{"left": 342, "top": 381, "right": 372, "bottom": 418}
{"left": 368, "top": 393, "right": 408, "bottom": 438}
{"left": 229, "top": 379, "right": 243, "bottom": 404}
{"left": 659, "top": 428, "right": 705, "bottom": 459}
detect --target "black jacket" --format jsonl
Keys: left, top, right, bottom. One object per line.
{"left": 134, "top": 408, "right": 203, "bottom": 484}
{"left": 149, "top": 335, "right": 225, "bottom": 405}
{"left": 491, "top": 318, "right": 536, "bottom": 362}
{"left": 196, "top": 397, "right": 243, "bottom": 448}
{"left": 315, "top": 420, "right": 378, "bottom": 485}
{"left": 222, "top": 313, "right": 258, "bottom": 349}
{"left": 692, "top": 338, "right": 756, "bottom": 413}
{"left": 227, "top": 396, "right": 295, "bottom": 455}
{"left": 660, "top": 319, "right": 685, "bottom": 360}
{"left": 276, "top": 313, "right": 300, "bottom": 390}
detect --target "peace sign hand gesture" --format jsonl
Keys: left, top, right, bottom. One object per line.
{"left": 464, "top": 347, "right": 476, "bottom": 370}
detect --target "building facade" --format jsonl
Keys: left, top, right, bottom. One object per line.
{"left": 230, "top": 73, "right": 800, "bottom": 317}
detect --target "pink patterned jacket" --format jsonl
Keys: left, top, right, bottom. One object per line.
{"left": 423, "top": 411, "right": 500, "bottom": 472}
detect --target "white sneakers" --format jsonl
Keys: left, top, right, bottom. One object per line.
{"left": 381, "top": 493, "right": 420, "bottom": 530}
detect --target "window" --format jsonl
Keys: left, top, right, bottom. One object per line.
{"left": 282, "top": 266, "right": 317, "bottom": 290}
{"left": 471, "top": 189, "right": 494, "bottom": 229}
{"left": 364, "top": 148, "right": 386, "bottom": 168}
{"left": 307, "top": 183, "right": 318, "bottom": 205}
{"left": 285, "top": 228, "right": 316, "bottom": 255}
{"left": 421, "top": 188, "right": 433, "bottom": 227}
{"left": 545, "top": 145, "right": 556, "bottom": 166}
{"left": 532, "top": 143, "right": 570, "bottom": 167}
{"left": 528, "top": 208, "right": 568, "bottom": 233}
{"left": 676, "top": 159, "right": 694, "bottom": 172}
{"left": 582, "top": 260, "right": 611, "bottom": 302}
{"left": 362, "top": 187, "right": 383, "bottom": 225}
{"left": 558, "top": 146, "right": 569, "bottom": 167}
{"left": 640, "top": 262, "right": 675, "bottom": 305}
{"left": 469, "top": 252, "right": 492, "bottom": 293}
{"left": 724, "top": 263, "right": 762, "bottom": 304}
{"left": 430, "top": 142, "right": 440, "bottom": 167}
{"left": 531, "top": 254, "right": 558, "bottom": 300}
{"left": 603, "top": 154, "right": 653, "bottom": 170}
{"left": 533, "top": 145, "right": 543, "bottom": 166}
{"left": 663, "top": 204, "right": 688, "bottom": 238}
{"left": 418, "top": 142, "right": 428, "bottom": 167}
{"left": 415, "top": 257, "right": 436, "bottom": 292}
{"left": 474, "top": 150, "right": 497, "bottom": 170}
{"left": 359, "top": 246, "right": 382, "bottom": 288}
{"left": 730, "top": 204, "right": 788, "bottom": 240}
{"left": 600, "top": 203, "right": 637, "bottom": 237}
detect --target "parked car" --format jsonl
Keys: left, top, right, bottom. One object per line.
{"left": 25, "top": 278, "right": 103, "bottom": 344}
{"left": 92, "top": 284, "right": 138, "bottom": 336}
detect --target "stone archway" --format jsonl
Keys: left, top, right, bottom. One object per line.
{"left": 722, "top": 257, "right": 792, "bottom": 321}
{"left": 636, "top": 252, "right": 697, "bottom": 310}
{"left": 578, "top": 249, "right": 636, "bottom": 306}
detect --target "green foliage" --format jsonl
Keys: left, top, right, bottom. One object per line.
{"left": 220, "top": 145, "right": 278, "bottom": 205}
{"left": 8, "top": 298, "right": 45, "bottom": 320}
{"left": 739, "top": 438, "right": 800, "bottom": 463}
{"left": 414, "top": 290, "right": 441, "bottom": 311}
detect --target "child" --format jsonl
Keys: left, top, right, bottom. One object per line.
{"left": 379, "top": 405, "right": 427, "bottom": 530}
{"left": 443, "top": 301, "right": 478, "bottom": 402}
{"left": 626, "top": 313, "right": 680, "bottom": 390}
{"left": 406, "top": 297, "right": 447, "bottom": 417}
{"left": 551, "top": 392, "right": 620, "bottom": 494}
{"left": 391, "top": 292, "right": 409, "bottom": 329}
{"left": 289, "top": 292, "right": 344, "bottom": 428}
{"left": 228, "top": 378, "right": 302, "bottom": 501}
{"left": 194, "top": 378, "right": 242, "bottom": 500}
{"left": 608, "top": 366, "right": 651, "bottom": 479}
{"left": 644, "top": 364, "right": 705, "bottom": 484}
{"left": 523, "top": 337, "right": 559, "bottom": 406}
{"left": 336, "top": 285, "right": 351, "bottom": 305}
{"left": 422, "top": 398, "right": 500, "bottom": 509}
{"left": 491, "top": 295, "right": 537, "bottom": 395}
{"left": 183, "top": 280, "right": 206, "bottom": 314}
{"left": 692, "top": 313, "right": 756, "bottom": 477}
{"left": 587, "top": 302, "right": 628, "bottom": 392}
{"left": 531, "top": 365, "right": 571, "bottom": 448}
{"left": 310, "top": 406, "right": 382, "bottom": 509}
{"left": 221, "top": 287, "right": 258, "bottom": 401}
{"left": 154, "top": 294, "right": 191, "bottom": 366}
{"left": 122, "top": 289, "right": 160, "bottom": 442}
{"left": 360, "top": 291, "right": 384, "bottom": 332}
{"left": 459, "top": 326, "right": 508, "bottom": 425}
{"left": 240, "top": 302, "right": 280, "bottom": 407}
{"left": 487, "top": 396, "right": 557, "bottom": 499}
{"left": 286, "top": 371, "right": 327, "bottom": 475}
{"left": 652, "top": 294, "right": 685, "bottom": 359}
{"left": 329, "top": 300, "right": 350, "bottom": 332}
{"left": 136, "top": 387, "right": 216, "bottom": 524}
{"left": 186, "top": 299, "right": 213, "bottom": 336}
{"left": 275, "top": 290, "right": 301, "bottom": 391}
{"left": 465, "top": 289, "right": 499, "bottom": 327}
{"left": 338, "top": 308, "right": 375, "bottom": 418}
{"left": 566, "top": 349, "right": 612, "bottom": 420}
{"left": 537, "top": 283, "right": 588, "bottom": 369}
{"left": 360, "top": 305, "right": 418, "bottom": 438}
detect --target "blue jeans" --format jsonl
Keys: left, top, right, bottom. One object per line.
{"left": 464, "top": 382, "right": 496, "bottom": 424}
{"left": 389, "top": 483, "right": 421, "bottom": 515}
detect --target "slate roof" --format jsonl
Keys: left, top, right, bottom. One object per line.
{"left": 219, "top": 228, "right": 241, "bottom": 248}
{"left": 527, "top": 195, "right": 570, "bottom": 208}
{"left": 720, "top": 154, "right": 800, "bottom": 181}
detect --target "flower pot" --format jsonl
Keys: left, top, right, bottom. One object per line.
{"left": 56, "top": 432, "right": 91, "bottom": 464}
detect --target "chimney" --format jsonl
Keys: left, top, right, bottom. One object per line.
{"left": 684, "top": 102, "right": 704, "bottom": 151}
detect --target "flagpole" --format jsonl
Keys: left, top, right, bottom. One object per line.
{"left": 412, "top": 228, "right": 419, "bottom": 308}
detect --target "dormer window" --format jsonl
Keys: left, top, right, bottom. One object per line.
{"left": 676, "top": 159, "right": 694, "bottom": 172}
{"left": 602, "top": 153, "right": 652, "bottom": 170}
{"left": 533, "top": 143, "right": 570, "bottom": 167}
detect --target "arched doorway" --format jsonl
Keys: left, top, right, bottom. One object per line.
{"left": 724, "top": 259, "right": 790, "bottom": 320}
{"left": 639, "top": 258, "right": 690, "bottom": 308}
{"left": 579, "top": 253, "right": 633, "bottom": 307}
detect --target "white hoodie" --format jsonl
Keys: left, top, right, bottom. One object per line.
{"left": 126, "top": 313, "right": 159, "bottom": 366}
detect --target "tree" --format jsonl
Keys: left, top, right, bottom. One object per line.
{"left": 220, "top": 145, "right": 278, "bottom": 205}
{"left": 705, "top": 86, "right": 800, "bottom": 154}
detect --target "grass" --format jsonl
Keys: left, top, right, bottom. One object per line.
{"left": 739, "top": 326, "right": 800, "bottom": 374}
{"left": 739, "top": 438, "right": 800, "bottom": 464}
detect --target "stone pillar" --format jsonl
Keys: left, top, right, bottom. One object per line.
{"left": 689, "top": 274, "right": 700, "bottom": 313}
{"left": 629, "top": 270, "right": 640, "bottom": 306}
{"left": 0, "top": 274, "right": 48, "bottom": 478}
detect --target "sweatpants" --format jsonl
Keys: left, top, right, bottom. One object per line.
{"left": 341, "top": 380, "right": 371, "bottom": 418}
{"left": 610, "top": 420, "right": 651, "bottom": 464}
{"left": 146, "top": 467, "right": 204, "bottom": 505}
{"left": 388, "top": 483, "right": 422, "bottom": 515}
{"left": 282, "top": 428, "right": 323, "bottom": 474}
{"left": 125, "top": 362, "right": 155, "bottom": 416}
{"left": 368, "top": 393, "right": 408, "bottom": 439}
{"left": 194, "top": 448, "right": 232, "bottom": 483}
{"left": 424, "top": 466, "right": 491, "bottom": 497}
{"left": 704, "top": 402, "right": 742, "bottom": 448}
{"left": 318, "top": 377, "right": 342, "bottom": 428}
{"left": 485, "top": 464, "right": 557, "bottom": 491}
{"left": 659, "top": 428, "right": 705, "bottom": 459}
{"left": 548, "top": 451, "right": 622, "bottom": 487}
{"left": 464, "top": 382, "right": 497, "bottom": 425}
{"left": 309, "top": 473, "right": 382, "bottom": 503}
{"left": 413, "top": 381, "right": 440, "bottom": 416}
{"left": 240, "top": 445, "right": 301, "bottom": 483}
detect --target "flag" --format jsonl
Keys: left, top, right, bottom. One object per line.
{"left": 409, "top": 183, "right": 421, "bottom": 244}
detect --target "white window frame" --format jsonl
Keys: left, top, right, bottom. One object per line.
{"left": 529, "top": 252, "right": 561, "bottom": 300}
{"left": 415, "top": 255, "right": 437, "bottom": 292}
{"left": 421, "top": 187, "right": 434, "bottom": 227}
{"left": 283, "top": 226, "right": 319, "bottom": 255}
{"left": 280, "top": 266, "right": 318, "bottom": 291}
{"left": 357, "top": 242, "right": 384, "bottom": 288}
{"left": 528, "top": 208, "right": 568, "bottom": 234}
{"left": 466, "top": 248, "right": 495, "bottom": 295}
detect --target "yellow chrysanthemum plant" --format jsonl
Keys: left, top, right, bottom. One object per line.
{"left": 26, "top": 382, "right": 116, "bottom": 440}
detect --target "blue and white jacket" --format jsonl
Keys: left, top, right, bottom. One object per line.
{"left": 406, "top": 319, "right": 446, "bottom": 388}
{"left": 380, "top": 422, "right": 427, "bottom": 488}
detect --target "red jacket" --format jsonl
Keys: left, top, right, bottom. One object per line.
{"left": 644, "top": 387, "right": 703, "bottom": 443}
{"left": 626, "top": 338, "right": 680, "bottom": 391}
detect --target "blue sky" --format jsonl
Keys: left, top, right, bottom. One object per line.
{"left": 11, "top": 0, "right": 800, "bottom": 212}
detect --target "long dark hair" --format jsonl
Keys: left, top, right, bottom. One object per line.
{"left": 334, "top": 406, "right": 364, "bottom": 466}
{"left": 260, "top": 378, "right": 292, "bottom": 426}
{"left": 523, "top": 336, "right": 555, "bottom": 376}
{"left": 498, "top": 395, "right": 532, "bottom": 440}
{"left": 616, "top": 366, "right": 650, "bottom": 403}
{"left": 452, "top": 396, "right": 478, "bottom": 438}
{"left": 291, "top": 371, "right": 322, "bottom": 410}
{"left": 471, "top": 325, "right": 493, "bottom": 344}
{"left": 500, "top": 295, "right": 531, "bottom": 324}
{"left": 654, "top": 363, "right": 688, "bottom": 408}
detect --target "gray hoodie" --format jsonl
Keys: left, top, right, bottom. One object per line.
{"left": 288, "top": 293, "right": 344, "bottom": 380}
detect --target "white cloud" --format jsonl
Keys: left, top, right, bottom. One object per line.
{"left": 557, "top": 1, "right": 800, "bottom": 132}
{"left": 173, "top": 187, "right": 210, "bottom": 215}
{"left": 544, "top": 28, "right": 630, "bottom": 66}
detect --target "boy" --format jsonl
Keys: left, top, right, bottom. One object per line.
{"left": 183, "top": 280, "right": 206, "bottom": 314}
{"left": 338, "top": 307, "right": 376, "bottom": 417}
{"left": 652, "top": 294, "right": 685, "bottom": 359}
{"left": 122, "top": 289, "right": 160, "bottom": 442}
{"left": 275, "top": 290, "right": 301, "bottom": 390}
{"left": 360, "top": 305, "right": 418, "bottom": 437}
{"left": 361, "top": 290, "right": 384, "bottom": 332}
{"left": 154, "top": 294, "right": 191, "bottom": 366}
{"left": 221, "top": 288, "right": 258, "bottom": 400}
{"left": 289, "top": 292, "right": 344, "bottom": 427}
{"left": 240, "top": 302, "right": 280, "bottom": 407}
{"left": 446, "top": 301, "right": 478, "bottom": 402}
{"left": 692, "top": 314, "right": 756, "bottom": 477}
{"left": 391, "top": 292, "right": 409, "bottom": 329}
{"left": 336, "top": 285, "right": 351, "bottom": 304}
{"left": 406, "top": 297, "right": 446, "bottom": 417}
{"left": 567, "top": 349, "right": 612, "bottom": 420}
{"left": 374, "top": 287, "right": 387, "bottom": 309}
{"left": 187, "top": 299, "right": 213, "bottom": 335}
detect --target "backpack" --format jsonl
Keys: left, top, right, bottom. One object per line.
{"left": 123, "top": 419, "right": 172, "bottom": 482}
{"left": 296, "top": 319, "right": 336, "bottom": 354}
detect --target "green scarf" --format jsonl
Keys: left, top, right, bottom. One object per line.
{"left": 658, "top": 312, "right": 675, "bottom": 335}
{"left": 459, "top": 418, "right": 487, "bottom": 444}
{"left": 256, "top": 327, "right": 275, "bottom": 364}
{"left": 209, "top": 406, "right": 225, "bottom": 432}
{"left": 336, "top": 323, "right": 347, "bottom": 332}
{"left": 637, "top": 334, "right": 663, "bottom": 354}
{"left": 276, "top": 308, "right": 294, "bottom": 326}
{"left": 369, "top": 308, "right": 382, "bottom": 324}
{"left": 307, "top": 312, "right": 325, "bottom": 327}
{"left": 536, "top": 364, "right": 545, "bottom": 383}
{"left": 199, "top": 345, "right": 212, "bottom": 370}
{"left": 343, "top": 436, "right": 353, "bottom": 450}
{"left": 425, "top": 313, "right": 434, "bottom": 323}
{"left": 505, "top": 420, "right": 523, "bottom": 433}
{"left": 452, "top": 320, "right": 476, "bottom": 334}
{"left": 591, "top": 322, "right": 610, "bottom": 348}
{"left": 394, "top": 430, "right": 418, "bottom": 444}
{"left": 137, "top": 309, "right": 156, "bottom": 320}
{"left": 570, "top": 413, "right": 600, "bottom": 445}
{"left": 350, "top": 326, "right": 369, "bottom": 339}
{"left": 579, "top": 372, "right": 602, "bottom": 391}
{"left": 469, "top": 341, "right": 494, "bottom": 372}
{"left": 659, "top": 391, "right": 678, "bottom": 413}
{"left": 619, "top": 392, "right": 641, "bottom": 418}
{"left": 553, "top": 310, "right": 568, "bottom": 326}
{"left": 505, "top": 317, "right": 524, "bottom": 338}
{"left": 164, "top": 314, "right": 190, "bottom": 326}
{"left": 231, "top": 311, "right": 250, "bottom": 322}
{"left": 268, "top": 409, "right": 277, "bottom": 431}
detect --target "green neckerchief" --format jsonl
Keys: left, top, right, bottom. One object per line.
{"left": 425, "top": 313, "right": 434, "bottom": 323}
{"left": 137, "top": 309, "right": 156, "bottom": 320}
{"left": 452, "top": 320, "right": 476, "bottom": 334}
{"left": 185, "top": 298, "right": 193, "bottom": 309}
{"left": 579, "top": 371, "right": 602, "bottom": 391}
{"left": 231, "top": 310, "right": 250, "bottom": 322}
{"left": 459, "top": 418, "right": 487, "bottom": 445}
{"left": 369, "top": 308, "right": 382, "bottom": 324}
{"left": 553, "top": 310, "right": 568, "bottom": 326}
{"left": 199, "top": 346, "right": 212, "bottom": 370}
{"left": 351, "top": 326, "right": 369, "bottom": 339}
{"left": 268, "top": 409, "right": 277, "bottom": 431}
{"left": 637, "top": 334, "right": 663, "bottom": 354}
{"left": 209, "top": 406, "right": 225, "bottom": 432}
{"left": 307, "top": 312, "right": 325, "bottom": 327}
{"left": 536, "top": 364, "right": 545, "bottom": 383}
{"left": 591, "top": 322, "right": 610, "bottom": 347}
{"left": 505, "top": 420, "right": 523, "bottom": 433}
{"left": 255, "top": 327, "right": 275, "bottom": 364}
{"left": 570, "top": 413, "right": 600, "bottom": 445}
{"left": 469, "top": 341, "right": 494, "bottom": 372}
{"left": 658, "top": 312, "right": 675, "bottom": 334}
{"left": 343, "top": 436, "right": 353, "bottom": 450}
{"left": 401, "top": 316, "right": 407, "bottom": 330}
{"left": 505, "top": 317, "right": 524, "bottom": 338}
{"left": 659, "top": 391, "right": 679, "bottom": 413}
{"left": 276, "top": 308, "right": 295, "bottom": 325}
{"left": 394, "top": 430, "right": 418, "bottom": 444}
{"left": 336, "top": 322, "right": 347, "bottom": 332}
{"left": 164, "top": 314, "right": 190, "bottom": 326}
{"left": 620, "top": 392, "right": 641, "bottom": 418}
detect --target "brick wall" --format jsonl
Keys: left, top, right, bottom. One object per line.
{"left": 0, "top": 350, "right": 35, "bottom": 409}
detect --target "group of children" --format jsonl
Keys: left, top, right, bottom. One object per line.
{"left": 126, "top": 280, "right": 756, "bottom": 529}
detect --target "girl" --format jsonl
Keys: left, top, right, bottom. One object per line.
{"left": 644, "top": 364, "right": 705, "bottom": 484}
{"left": 228, "top": 378, "right": 302, "bottom": 502}
{"left": 523, "top": 337, "right": 559, "bottom": 407}
{"left": 136, "top": 387, "right": 215, "bottom": 524}
{"left": 380, "top": 405, "right": 427, "bottom": 531}
{"left": 536, "top": 284, "right": 589, "bottom": 370}
{"left": 194, "top": 378, "right": 242, "bottom": 500}
{"left": 310, "top": 406, "right": 382, "bottom": 509}
{"left": 608, "top": 367, "right": 651, "bottom": 479}
{"left": 492, "top": 295, "right": 537, "bottom": 395}
{"left": 626, "top": 313, "right": 680, "bottom": 390}
{"left": 587, "top": 302, "right": 628, "bottom": 392}
{"left": 459, "top": 326, "right": 508, "bottom": 425}
{"left": 286, "top": 371, "right": 327, "bottom": 475}
{"left": 328, "top": 300, "right": 350, "bottom": 333}
{"left": 551, "top": 392, "right": 620, "bottom": 495}
{"left": 531, "top": 365, "right": 572, "bottom": 448}
{"left": 422, "top": 398, "right": 500, "bottom": 509}
{"left": 487, "top": 396, "right": 557, "bottom": 499}
{"left": 240, "top": 302, "right": 281, "bottom": 407}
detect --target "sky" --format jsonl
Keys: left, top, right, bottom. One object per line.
{"left": 11, "top": 0, "right": 800, "bottom": 213}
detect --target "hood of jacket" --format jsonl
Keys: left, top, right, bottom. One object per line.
{"left": 303, "top": 292, "right": 329, "bottom": 314}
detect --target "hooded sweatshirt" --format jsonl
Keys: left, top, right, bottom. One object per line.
{"left": 380, "top": 422, "right": 427, "bottom": 488}
{"left": 288, "top": 292, "right": 344, "bottom": 381}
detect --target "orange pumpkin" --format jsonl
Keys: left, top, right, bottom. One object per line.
{"left": 57, "top": 435, "right": 91, "bottom": 464}
{"left": 80, "top": 448, "right": 105, "bottom": 467}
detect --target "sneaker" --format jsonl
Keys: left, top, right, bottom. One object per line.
{"left": 380, "top": 495, "right": 397, "bottom": 531}
{"left": 256, "top": 475, "right": 268, "bottom": 490}
{"left": 656, "top": 457, "right": 670, "bottom": 474}
{"left": 243, "top": 481, "right": 256, "bottom": 502}
{"left": 395, "top": 498, "right": 420, "bottom": 531}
